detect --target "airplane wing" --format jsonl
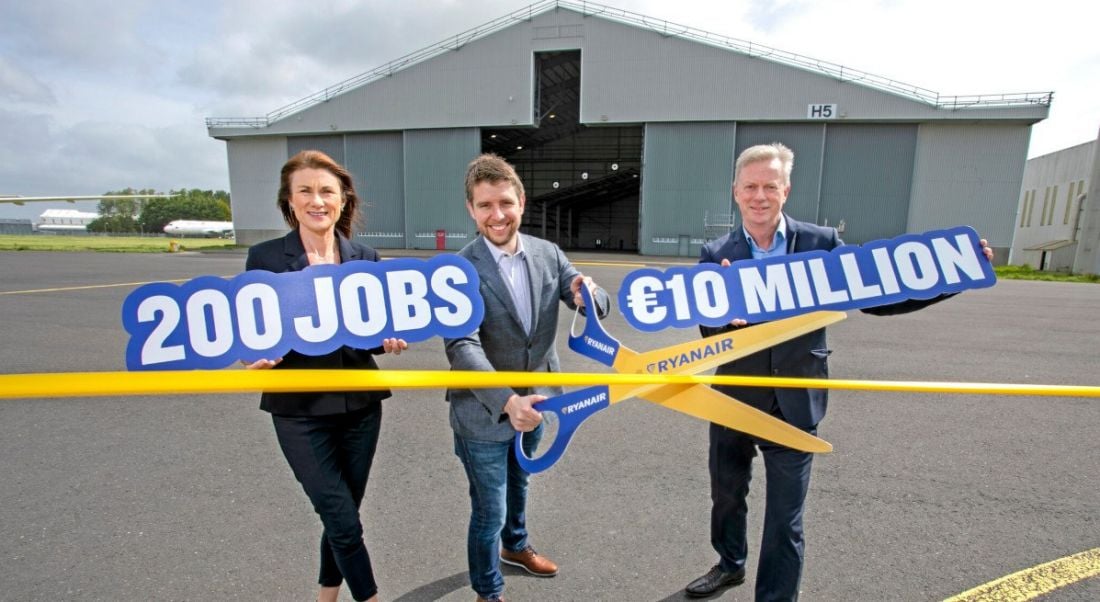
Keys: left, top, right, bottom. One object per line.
{"left": 0, "top": 194, "right": 175, "bottom": 206}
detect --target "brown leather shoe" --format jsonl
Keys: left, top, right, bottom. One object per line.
{"left": 500, "top": 546, "right": 559, "bottom": 577}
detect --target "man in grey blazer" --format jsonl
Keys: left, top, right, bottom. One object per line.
{"left": 445, "top": 154, "right": 610, "bottom": 602}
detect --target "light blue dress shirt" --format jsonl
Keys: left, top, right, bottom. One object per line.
{"left": 483, "top": 235, "right": 532, "bottom": 335}
{"left": 744, "top": 214, "right": 789, "bottom": 260}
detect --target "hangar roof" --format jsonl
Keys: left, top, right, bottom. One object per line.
{"left": 207, "top": 0, "right": 1051, "bottom": 137}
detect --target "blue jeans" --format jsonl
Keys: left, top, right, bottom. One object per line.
{"left": 453, "top": 426, "right": 542, "bottom": 599}
{"left": 272, "top": 403, "right": 382, "bottom": 602}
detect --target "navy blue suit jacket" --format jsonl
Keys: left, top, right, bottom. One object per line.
{"left": 700, "top": 215, "right": 947, "bottom": 429}
{"left": 245, "top": 230, "right": 391, "bottom": 416}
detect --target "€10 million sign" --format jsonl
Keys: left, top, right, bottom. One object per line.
{"left": 619, "top": 226, "right": 995, "bottom": 331}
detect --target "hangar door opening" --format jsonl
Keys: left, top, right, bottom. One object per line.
{"left": 482, "top": 50, "right": 643, "bottom": 251}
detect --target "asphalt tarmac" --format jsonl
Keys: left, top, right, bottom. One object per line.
{"left": 0, "top": 249, "right": 1097, "bottom": 601}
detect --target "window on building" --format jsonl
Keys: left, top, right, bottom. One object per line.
{"left": 1049, "top": 185, "right": 1059, "bottom": 225}
{"left": 1065, "top": 184, "right": 1075, "bottom": 224}
{"left": 1039, "top": 187, "right": 1050, "bottom": 226}
{"left": 1020, "top": 190, "right": 1032, "bottom": 227}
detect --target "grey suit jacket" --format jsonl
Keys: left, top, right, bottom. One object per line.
{"left": 444, "top": 233, "right": 610, "bottom": 442}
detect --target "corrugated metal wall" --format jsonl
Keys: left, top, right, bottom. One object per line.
{"left": 819, "top": 124, "right": 917, "bottom": 244}
{"left": 345, "top": 132, "right": 405, "bottom": 249}
{"left": 226, "top": 137, "right": 289, "bottom": 247}
{"left": 911, "top": 123, "right": 1032, "bottom": 254}
{"left": 402, "top": 128, "right": 481, "bottom": 250}
{"left": 640, "top": 122, "right": 736, "bottom": 256}
{"left": 287, "top": 135, "right": 345, "bottom": 164}
{"left": 734, "top": 124, "right": 826, "bottom": 226}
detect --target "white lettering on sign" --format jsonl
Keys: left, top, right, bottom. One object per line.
{"left": 560, "top": 390, "right": 608, "bottom": 415}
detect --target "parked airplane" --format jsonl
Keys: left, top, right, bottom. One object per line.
{"left": 163, "top": 220, "right": 235, "bottom": 238}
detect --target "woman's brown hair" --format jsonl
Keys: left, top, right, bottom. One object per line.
{"left": 277, "top": 150, "right": 361, "bottom": 239}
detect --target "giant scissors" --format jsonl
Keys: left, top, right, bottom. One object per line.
{"left": 515, "top": 284, "right": 846, "bottom": 473}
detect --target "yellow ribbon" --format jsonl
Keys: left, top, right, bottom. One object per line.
{"left": 1, "top": 369, "right": 1097, "bottom": 399}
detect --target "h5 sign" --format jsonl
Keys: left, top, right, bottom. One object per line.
{"left": 807, "top": 104, "right": 838, "bottom": 119}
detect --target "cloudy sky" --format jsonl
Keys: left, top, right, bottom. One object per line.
{"left": 1, "top": 0, "right": 1096, "bottom": 220}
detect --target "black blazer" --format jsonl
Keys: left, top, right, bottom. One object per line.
{"left": 245, "top": 230, "right": 391, "bottom": 416}
{"left": 699, "top": 215, "right": 948, "bottom": 429}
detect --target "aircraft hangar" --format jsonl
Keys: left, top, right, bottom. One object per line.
{"left": 206, "top": 0, "right": 1051, "bottom": 257}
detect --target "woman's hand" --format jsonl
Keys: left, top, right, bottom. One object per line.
{"left": 382, "top": 338, "right": 408, "bottom": 355}
{"left": 240, "top": 358, "right": 283, "bottom": 370}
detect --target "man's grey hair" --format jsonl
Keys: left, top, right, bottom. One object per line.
{"left": 734, "top": 143, "right": 794, "bottom": 185}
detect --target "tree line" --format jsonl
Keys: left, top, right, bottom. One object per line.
{"left": 87, "top": 188, "right": 232, "bottom": 234}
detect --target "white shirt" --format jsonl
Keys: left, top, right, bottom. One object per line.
{"left": 483, "top": 235, "right": 532, "bottom": 335}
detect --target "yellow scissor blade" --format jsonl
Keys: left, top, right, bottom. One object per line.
{"left": 607, "top": 310, "right": 848, "bottom": 404}
{"left": 613, "top": 310, "right": 847, "bottom": 376}
{"left": 638, "top": 383, "right": 832, "bottom": 453}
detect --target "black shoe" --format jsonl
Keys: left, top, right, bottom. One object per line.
{"left": 685, "top": 564, "right": 746, "bottom": 597}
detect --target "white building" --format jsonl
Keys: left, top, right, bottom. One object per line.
{"left": 37, "top": 209, "right": 99, "bottom": 233}
{"left": 1009, "top": 127, "right": 1100, "bottom": 274}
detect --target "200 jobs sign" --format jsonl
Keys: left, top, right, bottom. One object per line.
{"left": 121, "top": 256, "right": 483, "bottom": 371}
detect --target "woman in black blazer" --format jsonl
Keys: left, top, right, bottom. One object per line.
{"left": 244, "top": 150, "right": 406, "bottom": 602}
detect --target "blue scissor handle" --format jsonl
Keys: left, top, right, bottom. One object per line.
{"left": 567, "top": 283, "right": 620, "bottom": 367}
{"left": 514, "top": 385, "right": 611, "bottom": 474}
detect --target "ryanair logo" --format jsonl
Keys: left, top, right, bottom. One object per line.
{"left": 646, "top": 339, "right": 733, "bottom": 373}
{"left": 560, "top": 390, "right": 609, "bottom": 415}
{"left": 583, "top": 335, "right": 616, "bottom": 356}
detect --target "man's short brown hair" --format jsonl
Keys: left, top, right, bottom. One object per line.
{"left": 464, "top": 153, "right": 525, "bottom": 202}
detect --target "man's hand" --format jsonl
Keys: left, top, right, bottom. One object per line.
{"left": 979, "top": 238, "right": 994, "bottom": 262}
{"left": 570, "top": 274, "right": 597, "bottom": 308}
{"left": 382, "top": 337, "right": 408, "bottom": 355}
{"left": 504, "top": 393, "right": 546, "bottom": 432}
{"left": 718, "top": 258, "right": 748, "bottom": 327}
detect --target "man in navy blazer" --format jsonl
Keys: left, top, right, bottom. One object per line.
{"left": 445, "top": 154, "right": 610, "bottom": 602}
{"left": 685, "top": 143, "right": 990, "bottom": 601}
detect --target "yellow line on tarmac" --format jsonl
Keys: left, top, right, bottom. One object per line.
{"left": 573, "top": 260, "right": 648, "bottom": 268}
{"left": 944, "top": 547, "right": 1100, "bottom": 601}
{"left": 0, "top": 258, "right": 676, "bottom": 295}
{"left": 0, "top": 279, "right": 193, "bottom": 296}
